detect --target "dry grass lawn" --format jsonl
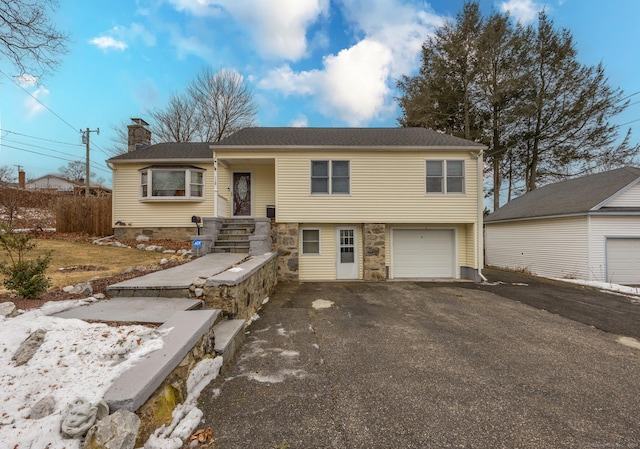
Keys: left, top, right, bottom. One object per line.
{"left": 0, "top": 239, "right": 172, "bottom": 290}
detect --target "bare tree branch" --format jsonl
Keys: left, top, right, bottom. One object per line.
{"left": 0, "top": 0, "right": 69, "bottom": 78}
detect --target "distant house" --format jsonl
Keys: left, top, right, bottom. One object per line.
{"left": 26, "top": 175, "right": 81, "bottom": 193}
{"left": 108, "top": 127, "right": 486, "bottom": 281}
{"left": 485, "top": 167, "right": 640, "bottom": 284}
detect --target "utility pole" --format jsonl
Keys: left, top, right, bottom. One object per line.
{"left": 81, "top": 128, "right": 99, "bottom": 196}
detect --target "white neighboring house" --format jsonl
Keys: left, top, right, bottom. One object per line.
{"left": 485, "top": 166, "right": 640, "bottom": 285}
{"left": 25, "top": 175, "right": 81, "bottom": 193}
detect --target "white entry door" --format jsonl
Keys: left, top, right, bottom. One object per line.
{"left": 336, "top": 227, "right": 358, "bottom": 279}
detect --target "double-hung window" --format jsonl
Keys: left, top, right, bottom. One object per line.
{"left": 311, "top": 160, "right": 350, "bottom": 194}
{"left": 301, "top": 229, "right": 321, "bottom": 255}
{"left": 426, "top": 160, "right": 465, "bottom": 194}
{"left": 139, "top": 166, "right": 205, "bottom": 200}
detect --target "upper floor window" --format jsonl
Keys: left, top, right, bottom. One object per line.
{"left": 426, "top": 160, "right": 465, "bottom": 194}
{"left": 311, "top": 160, "right": 350, "bottom": 194}
{"left": 140, "top": 166, "right": 205, "bottom": 200}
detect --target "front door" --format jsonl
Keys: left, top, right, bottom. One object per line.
{"left": 336, "top": 226, "right": 358, "bottom": 279}
{"left": 233, "top": 172, "right": 251, "bottom": 216}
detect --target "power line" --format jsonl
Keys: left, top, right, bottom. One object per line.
{"left": 2, "top": 129, "right": 82, "bottom": 147}
{"left": 1, "top": 142, "right": 111, "bottom": 175}
{"left": 0, "top": 69, "right": 81, "bottom": 135}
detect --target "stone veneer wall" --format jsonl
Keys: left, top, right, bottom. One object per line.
{"left": 203, "top": 255, "right": 278, "bottom": 320}
{"left": 114, "top": 226, "right": 196, "bottom": 241}
{"left": 134, "top": 322, "right": 217, "bottom": 447}
{"left": 272, "top": 222, "right": 299, "bottom": 280}
{"left": 363, "top": 223, "right": 386, "bottom": 281}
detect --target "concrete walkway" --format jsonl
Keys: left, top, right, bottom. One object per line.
{"left": 108, "top": 253, "right": 246, "bottom": 290}
{"left": 54, "top": 253, "right": 246, "bottom": 323}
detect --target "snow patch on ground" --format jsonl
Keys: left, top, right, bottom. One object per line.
{"left": 312, "top": 299, "right": 334, "bottom": 309}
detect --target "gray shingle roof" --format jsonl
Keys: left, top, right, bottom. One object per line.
{"left": 485, "top": 166, "right": 640, "bottom": 222}
{"left": 213, "top": 127, "right": 484, "bottom": 148}
{"left": 108, "top": 127, "right": 483, "bottom": 163}
{"left": 107, "top": 142, "right": 212, "bottom": 162}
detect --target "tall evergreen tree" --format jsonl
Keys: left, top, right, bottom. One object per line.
{"left": 516, "top": 11, "right": 637, "bottom": 190}
{"left": 397, "top": 1, "right": 484, "bottom": 140}
{"left": 396, "top": 3, "right": 638, "bottom": 209}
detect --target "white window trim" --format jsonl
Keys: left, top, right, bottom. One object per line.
{"left": 301, "top": 228, "right": 322, "bottom": 255}
{"left": 425, "top": 159, "right": 466, "bottom": 195}
{"left": 310, "top": 160, "right": 351, "bottom": 195}
{"left": 139, "top": 166, "right": 205, "bottom": 202}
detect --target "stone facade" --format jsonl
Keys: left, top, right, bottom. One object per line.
{"left": 114, "top": 226, "right": 196, "bottom": 241}
{"left": 203, "top": 254, "right": 278, "bottom": 320}
{"left": 363, "top": 223, "right": 387, "bottom": 281}
{"left": 272, "top": 222, "right": 299, "bottom": 280}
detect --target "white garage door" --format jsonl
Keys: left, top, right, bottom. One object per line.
{"left": 607, "top": 238, "right": 640, "bottom": 285}
{"left": 393, "top": 229, "right": 455, "bottom": 278}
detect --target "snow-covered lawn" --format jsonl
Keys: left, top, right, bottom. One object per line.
{"left": 551, "top": 278, "right": 640, "bottom": 300}
{"left": 0, "top": 298, "right": 222, "bottom": 449}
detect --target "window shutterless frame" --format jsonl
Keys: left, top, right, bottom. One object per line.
{"left": 139, "top": 166, "right": 205, "bottom": 200}
{"left": 425, "top": 160, "right": 465, "bottom": 194}
{"left": 310, "top": 160, "right": 350, "bottom": 195}
{"left": 301, "top": 228, "right": 321, "bottom": 255}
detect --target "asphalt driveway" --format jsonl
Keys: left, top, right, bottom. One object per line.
{"left": 198, "top": 281, "right": 640, "bottom": 449}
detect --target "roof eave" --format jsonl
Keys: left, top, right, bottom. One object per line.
{"left": 211, "top": 144, "right": 486, "bottom": 151}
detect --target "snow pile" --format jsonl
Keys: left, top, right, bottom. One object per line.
{"left": 0, "top": 300, "right": 169, "bottom": 448}
{"left": 553, "top": 278, "right": 640, "bottom": 299}
{"left": 144, "top": 357, "right": 223, "bottom": 449}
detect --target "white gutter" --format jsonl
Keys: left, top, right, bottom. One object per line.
{"left": 472, "top": 150, "right": 488, "bottom": 282}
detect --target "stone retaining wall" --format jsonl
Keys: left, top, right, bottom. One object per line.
{"left": 114, "top": 226, "right": 196, "bottom": 241}
{"left": 203, "top": 253, "right": 278, "bottom": 320}
{"left": 134, "top": 321, "right": 217, "bottom": 447}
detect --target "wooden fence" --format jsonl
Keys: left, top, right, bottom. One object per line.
{"left": 55, "top": 195, "right": 113, "bottom": 236}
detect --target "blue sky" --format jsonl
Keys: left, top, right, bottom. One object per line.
{"left": 1, "top": 0, "right": 639, "bottom": 186}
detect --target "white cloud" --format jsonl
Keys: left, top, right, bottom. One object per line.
{"left": 290, "top": 115, "right": 309, "bottom": 127}
{"left": 89, "top": 36, "right": 128, "bottom": 51}
{"left": 259, "top": 0, "right": 443, "bottom": 125}
{"left": 499, "top": 0, "right": 544, "bottom": 24}
{"left": 25, "top": 86, "right": 49, "bottom": 117}
{"left": 167, "top": 0, "right": 329, "bottom": 61}
{"left": 15, "top": 74, "right": 38, "bottom": 87}
{"left": 261, "top": 39, "right": 393, "bottom": 126}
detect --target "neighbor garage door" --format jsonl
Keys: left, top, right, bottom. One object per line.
{"left": 606, "top": 238, "right": 640, "bottom": 285}
{"left": 392, "top": 229, "right": 455, "bottom": 278}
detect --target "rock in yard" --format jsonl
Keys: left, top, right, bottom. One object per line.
{"left": 28, "top": 396, "right": 56, "bottom": 419}
{"left": 191, "top": 277, "right": 207, "bottom": 288}
{"left": 71, "top": 282, "right": 93, "bottom": 296}
{"left": 83, "top": 409, "right": 140, "bottom": 449}
{"left": 13, "top": 329, "right": 47, "bottom": 366}
{"left": 0, "top": 301, "right": 16, "bottom": 317}
{"left": 136, "top": 235, "right": 150, "bottom": 242}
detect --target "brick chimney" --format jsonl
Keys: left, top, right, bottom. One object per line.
{"left": 18, "top": 170, "right": 25, "bottom": 189}
{"left": 127, "top": 118, "right": 151, "bottom": 152}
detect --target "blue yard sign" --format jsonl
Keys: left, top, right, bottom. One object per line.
{"left": 192, "top": 239, "right": 203, "bottom": 249}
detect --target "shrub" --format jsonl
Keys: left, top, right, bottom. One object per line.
{"left": 0, "top": 225, "right": 52, "bottom": 298}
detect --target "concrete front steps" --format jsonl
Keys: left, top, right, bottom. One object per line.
{"left": 212, "top": 218, "right": 255, "bottom": 253}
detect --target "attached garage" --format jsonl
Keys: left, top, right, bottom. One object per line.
{"left": 606, "top": 238, "right": 640, "bottom": 284}
{"left": 392, "top": 229, "right": 455, "bottom": 278}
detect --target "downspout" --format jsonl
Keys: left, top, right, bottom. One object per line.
{"left": 472, "top": 150, "right": 488, "bottom": 282}
{"left": 213, "top": 150, "right": 218, "bottom": 218}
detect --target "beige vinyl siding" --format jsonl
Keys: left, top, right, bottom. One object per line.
{"left": 385, "top": 223, "right": 469, "bottom": 277}
{"left": 111, "top": 163, "right": 214, "bottom": 227}
{"left": 298, "top": 223, "right": 364, "bottom": 281}
{"left": 485, "top": 217, "right": 589, "bottom": 279}
{"left": 588, "top": 215, "right": 640, "bottom": 282}
{"left": 605, "top": 183, "right": 640, "bottom": 207}
{"left": 275, "top": 150, "right": 479, "bottom": 223}
{"left": 216, "top": 160, "right": 275, "bottom": 218}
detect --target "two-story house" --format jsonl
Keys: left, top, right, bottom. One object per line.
{"left": 107, "top": 127, "right": 485, "bottom": 281}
